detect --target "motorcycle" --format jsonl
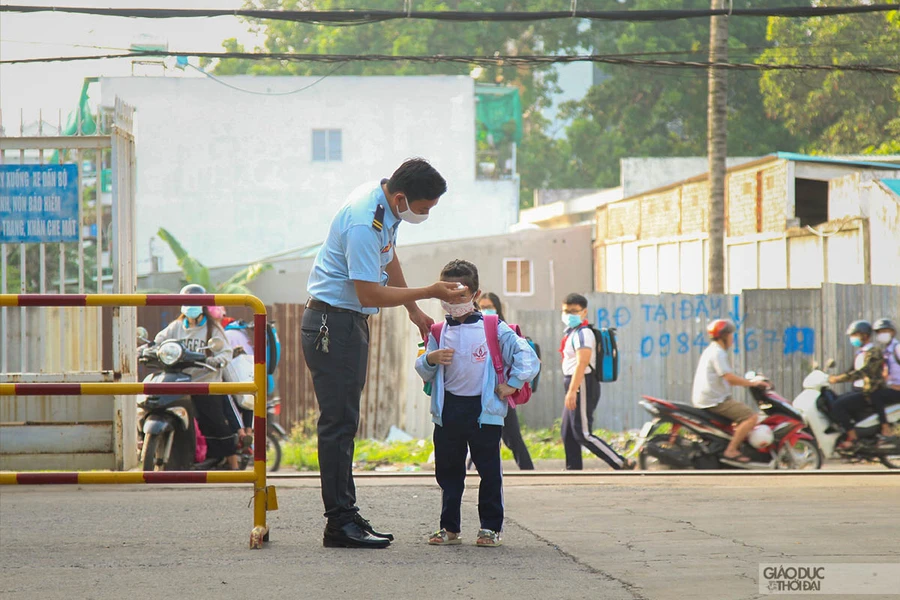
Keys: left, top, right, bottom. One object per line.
{"left": 232, "top": 397, "right": 285, "bottom": 472}
{"left": 226, "top": 344, "right": 286, "bottom": 473}
{"left": 792, "top": 361, "right": 900, "bottom": 469}
{"left": 136, "top": 327, "right": 229, "bottom": 471}
{"left": 631, "top": 372, "right": 822, "bottom": 470}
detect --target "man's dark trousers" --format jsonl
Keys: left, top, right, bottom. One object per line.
{"left": 301, "top": 307, "right": 369, "bottom": 525}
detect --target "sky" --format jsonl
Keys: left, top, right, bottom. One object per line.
{"left": 0, "top": 0, "right": 262, "bottom": 125}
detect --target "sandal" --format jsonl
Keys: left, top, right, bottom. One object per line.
{"left": 722, "top": 452, "right": 752, "bottom": 464}
{"left": 428, "top": 528, "right": 461, "bottom": 545}
{"left": 476, "top": 529, "right": 502, "bottom": 547}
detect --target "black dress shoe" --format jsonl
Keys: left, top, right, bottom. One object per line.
{"left": 323, "top": 521, "right": 391, "bottom": 549}
{"left": 353, "top": 514, "right": 394, "bottom": 541}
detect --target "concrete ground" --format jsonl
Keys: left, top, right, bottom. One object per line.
{"left": 1, "top": 472, "right": 898, "bottom": 600}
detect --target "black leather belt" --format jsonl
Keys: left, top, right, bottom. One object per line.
{"left": 305, "top": 297, "right": 365, "bottom": 317}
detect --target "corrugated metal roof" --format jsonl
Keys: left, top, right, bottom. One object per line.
{"left": 775, "top": 152, "right": 900, "bottom": 170}
{"left": 881, "top": 179, "right": 900, "bottom": 196}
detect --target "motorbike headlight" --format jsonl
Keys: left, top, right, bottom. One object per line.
{"left": 157, "top": 341, "right": 184, "bottom": 366}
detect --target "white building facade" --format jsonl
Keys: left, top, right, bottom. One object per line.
{"left": 100, "top": 75, "right": 518, "bottom": 274}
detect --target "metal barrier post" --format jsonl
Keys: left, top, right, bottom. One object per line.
{"left": 0, "top": 293, "right": 274, "bottom": 549}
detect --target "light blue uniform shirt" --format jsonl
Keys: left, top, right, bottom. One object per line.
{"left": 307, "top": 180, "right": 400, "bottom": 314}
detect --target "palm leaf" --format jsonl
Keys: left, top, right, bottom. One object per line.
{"left": 156, "top": 227, "right": 212, "bottom": 291}
{"left": 216, "top": 262, "right": 273, "bottom": 292}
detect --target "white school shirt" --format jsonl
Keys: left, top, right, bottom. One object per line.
{"left": 562, "top": 326, "right": 596, "bottom": 377}
{"left": 442, "top": 319, "right": 490, "bottom": 397}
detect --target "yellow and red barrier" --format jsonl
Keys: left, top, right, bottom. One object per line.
{"left": 0, "top": 293, "right": 276, "bottom": 549}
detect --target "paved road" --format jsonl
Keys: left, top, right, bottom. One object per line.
{"left": 1, "top": 473, "right": 898, "bottom": 600}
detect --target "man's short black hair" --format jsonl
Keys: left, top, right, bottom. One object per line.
{"left": 564, "top": 293, "right": 588, "bottom": 309}
{"left": 440, "top": 259, "right": 479, "bottom": 292}
{"left": 387, "top": 158, "right": 448, "bottom": 202}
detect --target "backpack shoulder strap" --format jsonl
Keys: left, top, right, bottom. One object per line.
{"left": 430, "top": 322, "right": 444, "bottom": 345}
{"left": 483, "top": 315, "right": 505, "bottom": 381}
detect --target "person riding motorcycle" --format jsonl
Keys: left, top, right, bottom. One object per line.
{"left": 690, "top": 319, "right": 768, "bottom": 463}
{"left": 873, "top": 317, "right": 900, "bottom": 431}
{"left": 828, "top": 320, "right": 889, "bottom": 449}
{"left": 874, "top": 318, "right": 900, "bottom": 392}
{"left": 154, "top": 284, "right": 240, "bottom": 469}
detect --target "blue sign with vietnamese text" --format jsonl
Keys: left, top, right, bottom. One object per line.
{"left": 0, "top": 164, "right": 79, "bottom": 243}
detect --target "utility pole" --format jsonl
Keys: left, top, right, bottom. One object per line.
{"left": 707, "top": 0, "right": 728, "bottom": 294}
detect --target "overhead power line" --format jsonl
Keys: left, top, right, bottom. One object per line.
{"left": 1, "top": 3, "right": 897, "bottom": 23}
{"left": 3, "top": 51, "right": 898, "bottom": 74}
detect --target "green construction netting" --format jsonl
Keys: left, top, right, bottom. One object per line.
{"left": 475, "top": 84, "right": 522, "bottom": 145}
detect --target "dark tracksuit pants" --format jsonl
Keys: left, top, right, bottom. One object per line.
{"left": 561, "top": 375, "right": 625, "bottom": 470}
{"left": 501, "top": 407, "right": 535, "bottom": 470}
{"left": 301, "top": 308, "right": 369, "bottom": 526}
{"left": 833, "top": 388, "right": 898, "bottom": 431}
{"left": 433, "top": 392, "right": 504, "bottom": 533}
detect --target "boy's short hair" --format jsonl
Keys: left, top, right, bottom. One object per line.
{"left": 564, "top": 293, "right": 588, "bottom": 309}
{"left": 387, "top": 158, "right": 448, "bottom": 203}
{"left": 440, "top": 259, "right": 479, "bottom": 292}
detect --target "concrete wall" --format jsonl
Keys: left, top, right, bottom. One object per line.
{"left": 100, "top": 75, "right": 517, "bottom": 273}
{"left": 596, "top": 159, "right": 900, "bottom": 293}
{"left": 620, "top": 157, "right": 759, "bottom": 197}
{"left": 138, "top": 225, "right": 595, "bottom": 319}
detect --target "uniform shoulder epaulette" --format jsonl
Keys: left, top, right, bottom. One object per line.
{"left": 372, "top": 204, "right": 385, "bottom": 231}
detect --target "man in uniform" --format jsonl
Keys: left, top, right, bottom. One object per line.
{"left": 302, "top": 158, "right": 469, "bottom": 549}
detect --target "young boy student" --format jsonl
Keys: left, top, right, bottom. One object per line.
{"left": 416, "top": 259, "right": 540, "bottom": 547}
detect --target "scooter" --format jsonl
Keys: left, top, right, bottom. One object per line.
{"left": 792, "top": 361, "right": 900, "bottom": 469}
{"left": 231, "top": 398, "right": 284, "bottom": 472}
{"left": 631, "top": 372, "right": 821, "bottom": 470}
{"left": 136, "top": 327, "right": 228, "bottom": 471}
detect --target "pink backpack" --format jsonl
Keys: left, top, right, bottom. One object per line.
{"left": 429, "top": 315, "right": 533, "bottom": 408}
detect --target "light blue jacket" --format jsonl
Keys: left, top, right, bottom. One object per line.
{"left": 415, "top": 317, "right": 541, "bottom": 427}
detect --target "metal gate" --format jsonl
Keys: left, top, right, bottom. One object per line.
{"left": 0, "top": 98, "right": 138, "bottom": 470}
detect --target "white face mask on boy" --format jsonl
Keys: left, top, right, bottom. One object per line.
{"left": 442, "top": 299, "right": 475, "bottom": 319}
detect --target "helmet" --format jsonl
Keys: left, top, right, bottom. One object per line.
{"left": 873, "top": 318, "right": 896, "bottom": 333}
{"left": 707, "top": 318, "right": 736, "bottom": 340}
{"left": 845, "top": 320, "right": 872, "bottom": 337}
{"left": 748, "top": 424, "right": 774, "bottom": 450}
{"left": 179, "top": 283, "right": 206, "bottom": 295}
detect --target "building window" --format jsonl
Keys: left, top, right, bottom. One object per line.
{"left": 503, "top": 258, "right": 533, "bottom": 296}
{"left": 795, "top": 178, "right": 828, "bottom": 227}
{"left": 312, "top": 129, "right": 342, "bottom": 162}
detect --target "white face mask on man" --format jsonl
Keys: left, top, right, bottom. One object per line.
{"left": 397, "top": 196, "right": 429, "bottom": 225}
{"left": 876, "top": 332, "right": 893, "bottom": 345}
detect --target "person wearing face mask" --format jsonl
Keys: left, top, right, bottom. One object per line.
{"left": 303, "top": 158, "right": 470, "bottom": 549}
{"left": 872, "top": 318, "right": 900, "bottom": 437}
{"left": 874, "top": 318, "right": 900, "bottom": 392}
{"left": 416, "top": 260, "right": 539, "bottom": 547}
{"left": 829, "top": 320, "right": 889, "bottom": 449}
{"left": 476, "top": 292, "right": 535, "bottom": 470}
{"left": 559, "top": 293, "right": 635, "bottom": 470}
{"left": 154, "top": 284, "right": 240, "bottom": 469}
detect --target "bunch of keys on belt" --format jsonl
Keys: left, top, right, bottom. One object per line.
{"left": 315, "top": 313, "right": 330, "bottom": 354}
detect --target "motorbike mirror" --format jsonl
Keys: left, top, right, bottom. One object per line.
{"left": 207, "top": 337, "right": 225, "bottom": 353}
{"left": 136, "top": 326, "right": 150, "bottom": 343}
{"left": 825, "top": 358, "right": 836, "bottom": 369}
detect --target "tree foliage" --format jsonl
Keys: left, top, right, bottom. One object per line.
{"left": 758, "top": 2, "right": 900, "bottom": 155}
{"left": 557, "top": 0, "right": 803, "bottom": 189}
{"left": 213, "top": 0, "right": 896, "bottom": 201}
